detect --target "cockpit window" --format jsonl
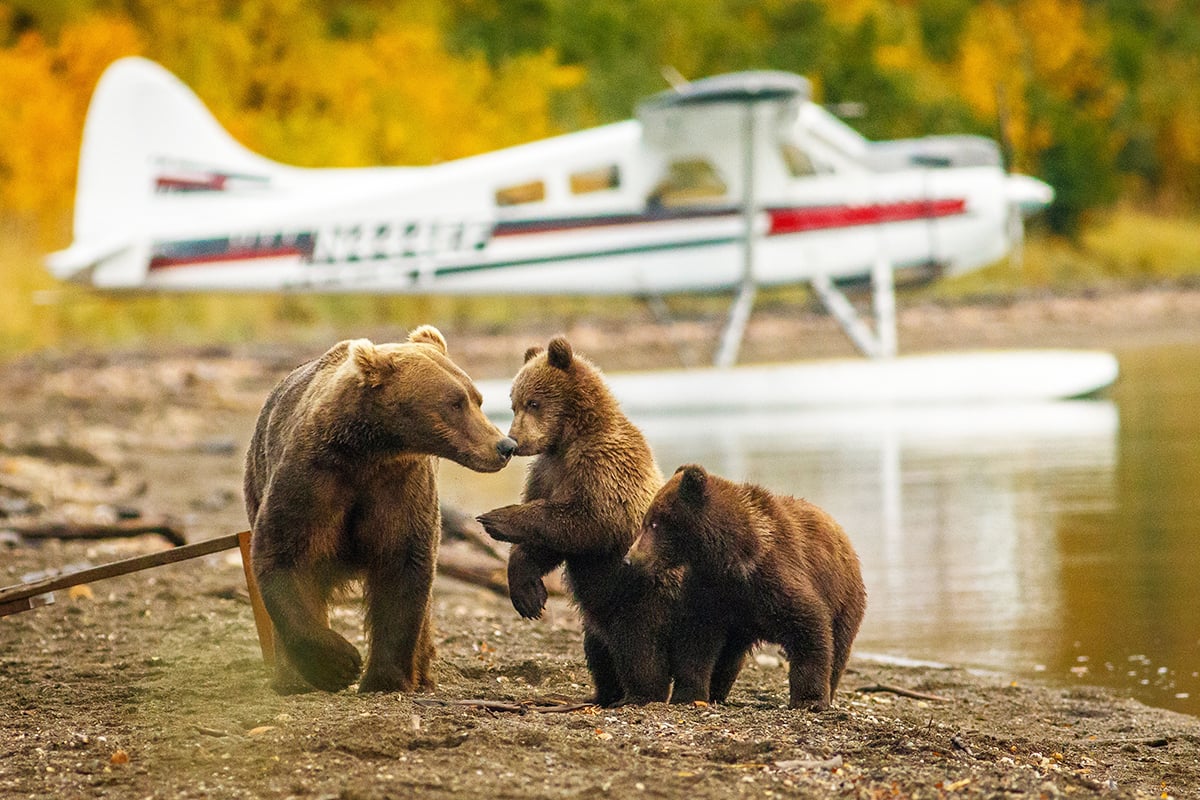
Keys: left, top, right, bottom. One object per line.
{"left": 781, "top": 142, "right": 818, "bottom": 177}
{"left": 648, "top": 158, "right": 727, "bottom": 207}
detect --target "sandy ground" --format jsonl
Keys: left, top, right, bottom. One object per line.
{"left": 2, "top": 284, "right": 1200, "bottom": 799}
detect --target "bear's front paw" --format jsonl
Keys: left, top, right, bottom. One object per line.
{"left": 287, "top": 629, "right": 362, "bottom": 693}
{"left": 476, "top": 506, "right": 526, "bottom": 543}
{"left": 508, "top": 576, "right": 548, "bottom": 619}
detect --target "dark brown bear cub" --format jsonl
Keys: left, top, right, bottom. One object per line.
{"left": 244, "top": 326, "right": 516, "bottom": 694}
{"left": 476, "top": 337, "right": 676, "bottom": 706}
{"left": 630, "top": 464, "right": 867, "bottom": 710}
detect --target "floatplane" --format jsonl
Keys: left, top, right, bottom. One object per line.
{"left": 47, "top": 57, "right": 1117, "bottom": 414}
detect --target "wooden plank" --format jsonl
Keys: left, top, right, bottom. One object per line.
{"left": 237, "top": 530, "right": 275, "bottom": 666}
{"left": 0, "top": 532, "right": 243, "bottom": 613}
{"left": 0, "top": 530, "right": 275, "bottom": 668}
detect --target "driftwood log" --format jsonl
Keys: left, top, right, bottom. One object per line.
{"left": 3, "top": 517, "right": 187, "bottom": 547}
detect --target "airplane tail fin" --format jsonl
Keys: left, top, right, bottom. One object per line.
{"left": 48, "top": 57, "right": 284, "bottom": 286}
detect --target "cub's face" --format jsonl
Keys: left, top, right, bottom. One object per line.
{"left": 628, "top": 464, "right": 709, "bottom": 569}
{"left": 506, "top": 338, "right": 575, "bottom": 457}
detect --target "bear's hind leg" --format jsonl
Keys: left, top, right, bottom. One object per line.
{"left": 782, "top": 622, "right": 835, "bottom": 711}
{"left": 828, "top": 606, "right": 864, "bottom": 699}
{"left": 259, "top": 567, "right": 362, "bottom": 693}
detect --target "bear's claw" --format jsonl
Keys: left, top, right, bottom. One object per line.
{"left": 508, "top": 576, "right": 548, "bottom": 619}
{"left": 476, "top": 507, "right": 525, "bottom": 543}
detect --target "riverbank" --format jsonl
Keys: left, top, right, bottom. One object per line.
{"left": 2, "top": 283, "right": 1200, "bottom": 798}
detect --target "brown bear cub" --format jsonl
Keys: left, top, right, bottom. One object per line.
{"left": 476, "top": 337, "right": 677, "bottom": 706}
{"left": 630, "top": 464, "right": 867, "bottom": 710}
{"left": 244, "top": 326, "right": 517, "bottom": 694}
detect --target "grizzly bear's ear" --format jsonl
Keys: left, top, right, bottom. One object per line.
{"left": 677, "top": 464, "right": 708, "bottom": 507}
{"left": 408, "top": 324, "right": 448, "bottom": 354}
{"left": 523, "top": 346, "right": 544, "bottom": 363}
{"left": 349, "top": 338, "right": 388, "bottom": 388}
{"left": 547, "top": 337, "right": 573, "bottom": 370}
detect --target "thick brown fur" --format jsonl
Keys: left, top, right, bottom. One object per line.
{"left": 476, "top": 336, "right": 677, "bottom": 706}
{"left": 244, "top": 326, "right": 517, "bottom": 694}
{"left": 629, "top": 464, "right": 867, "bottom": 710}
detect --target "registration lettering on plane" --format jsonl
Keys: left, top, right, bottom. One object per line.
{"left": 308, "top": 219, "right": 492, "bottom": 265}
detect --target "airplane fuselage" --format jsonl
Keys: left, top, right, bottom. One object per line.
{"left": 49, "top": 63, "right": 1047, "bottom": 298}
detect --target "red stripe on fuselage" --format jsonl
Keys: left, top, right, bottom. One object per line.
{"left": 155, "top": 175, "right": 228, "bottom": 193}
{"left": 766, "top": 198, "right": 967, "bottom": 235}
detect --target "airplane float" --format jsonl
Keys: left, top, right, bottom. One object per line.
{"left": 47, "top": 57, "right": 1118, "bottom": 413}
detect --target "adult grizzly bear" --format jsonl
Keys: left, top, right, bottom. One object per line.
{"left": 476, "top": 337, "right": 676, "bottom": 706}
{"left": 244, "top": 326, "right": 517, "bottom": 694}
{"left": 630, "top": 464, "right": 867, "bottom": 710}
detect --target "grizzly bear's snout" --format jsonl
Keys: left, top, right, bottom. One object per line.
{"left": 497, "top": 436, "right": 518, "bottom": 460}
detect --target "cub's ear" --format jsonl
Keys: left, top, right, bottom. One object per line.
{"left": 677, "top": 464, "right": 709, "bottom": 507}
{"left": 523, "top": 346, "right": 544, "bottom": 363}
{"left": 408, "top": 324, "right": 448, "bottom": 354}
{"left": 547, "top": 336, "right": 573, "bottom": 370}
{"left": 349, "top": 338, "right": 387, "bottom": 388}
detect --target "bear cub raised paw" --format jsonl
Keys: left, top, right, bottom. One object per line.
{"left": 630, "top": 464, "right": 867, "bottom": 710}
{"left": 244, "top": 326, "right": 516, "bottom": 695}
{"left": 476, "top": 336, "right": 676, "bottom": 707}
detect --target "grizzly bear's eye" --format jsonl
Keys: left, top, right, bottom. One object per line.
{"left": 527, "top": 399, "right": 540, "bottom": 411}
{"left": 449, "top": 396, "right": 466, "bottom": 413}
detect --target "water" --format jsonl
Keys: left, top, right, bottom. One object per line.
{"left": 444, "top": 342, "right": 1200, "bottom": 717}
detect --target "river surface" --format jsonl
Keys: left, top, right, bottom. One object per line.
{"left": 445, "top": 341, "right": 1200, "bottom": 717}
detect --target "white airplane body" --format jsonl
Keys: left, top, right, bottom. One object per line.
{"left": 49, "top": 58, "right": 1120, "bottom": 410}
{"left": 50, "top": 58, "right": 1049, "bottom": 300}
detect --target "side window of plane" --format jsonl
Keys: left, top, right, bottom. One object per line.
{"left": 647, "top": 158, "right": 727, "bottom": 208}
{"left": 570, "top": 165, "right": 621, "bottom": 195}
{"left": 495, "top": 179, "right": 546, "bottom": 206}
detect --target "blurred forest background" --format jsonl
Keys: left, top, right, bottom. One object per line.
{"left": 2, "top": 0, "right": 1199, "bottom": 355}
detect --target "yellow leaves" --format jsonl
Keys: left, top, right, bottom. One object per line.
{"left": 957, "top": 4, "right": 1021, "bottom": 119}
{"left": 0, "top": 15, "right": 139, "bottom": 222}
{"left": 820, "top": 0, "right": 888, "bottom": 28}
{"left": 0, "top": 5, "right": 579, "bottom": 228}
{"left": 1017, "top": 0, "right": 1095, "bottom": 84}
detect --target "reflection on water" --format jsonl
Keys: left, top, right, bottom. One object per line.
{"left": 444, "top": 343, "right": 1200, "bottom": 717}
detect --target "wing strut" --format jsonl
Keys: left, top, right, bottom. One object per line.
{"left": 810, "top": 252, "right": 898, "bottom": 359}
